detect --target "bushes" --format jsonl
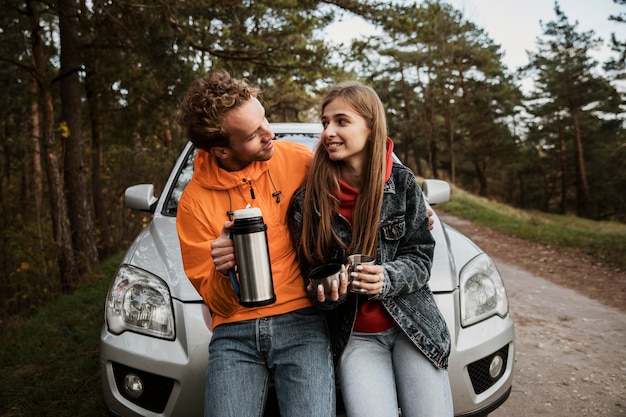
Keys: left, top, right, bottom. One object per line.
{"left": 0, "top": 254, "right": 122, "bottom": 417}
{"left": 0, "top": 141, "right": 182, "bottom": 321}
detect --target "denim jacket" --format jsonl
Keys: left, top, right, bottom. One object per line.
{"left": 288, "top": 162, "right": 451, "bottom": 369}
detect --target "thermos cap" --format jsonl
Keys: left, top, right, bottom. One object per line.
{"left": 233, "top": 207, "right": 262, "bottom": 220}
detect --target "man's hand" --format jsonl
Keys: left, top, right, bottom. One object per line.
{"left": 211, "top": 221, "right": 237, "bottom": 275}
{"left": 428, "top": 208, "right": 435, "bottom": 231}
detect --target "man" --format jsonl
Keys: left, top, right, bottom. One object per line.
{"left": 176, "top": 71, "right": 337, "bottom": 417}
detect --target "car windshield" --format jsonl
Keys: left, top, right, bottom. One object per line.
{"left": 273, "top": 132, "right": 320, "bottom": 150}
{"left": 162, "top": 132, "right": 321, "bottom": 217}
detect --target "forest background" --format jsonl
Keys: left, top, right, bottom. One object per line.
{"left": 1, "top": 0, "right": 624, "bottom": 320}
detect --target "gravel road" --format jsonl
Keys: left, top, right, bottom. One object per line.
{"left": 488, "top": 260, "right": 625, "bottom": 416}
{"left": 437, "top": 213, "right": 626, "bottom": 417}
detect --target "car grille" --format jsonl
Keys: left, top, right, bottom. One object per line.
{"left": 112, "top": 362, "right": 174, "bottom": 413}
{"left": 467, "top": 345, "right": 509, "bottom": 395}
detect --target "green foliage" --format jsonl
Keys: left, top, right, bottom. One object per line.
{"left": 440, "top": 185, "right": 626, "bottom": 270}
{"left": 103, "top": 142, "right": 183, "bottom": 248}
{"left": 344, "top": 0, "right": 525, "bottom": 197}
{"left": 0, "top": 0, "right": 624, "bottom": 319}
{"left": 0, "top": 253, "right": 122, "bottom": 417}
{"left": 0, "top": 220, "right": 60, "bottom": 319}
{"left": 520, "top": 3, "right": 625, "bottom": 219}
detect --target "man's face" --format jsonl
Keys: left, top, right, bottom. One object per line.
{"left": 218, "top": 97, "right": 275, "bottom": 171}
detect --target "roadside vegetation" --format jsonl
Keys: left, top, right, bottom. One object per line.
{"left": 1, "top": 190, "right": 624, "bottom": 417}
{"left": 0, "top": 254, "right": 120, "bottom": 417}
{"left": 439, "top": 185, "right": 626, "bottom": 270}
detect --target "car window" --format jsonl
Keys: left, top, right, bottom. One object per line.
{"left": 163, "top": 145, "right": 198, "bottom": 217}
{"left": 162, "top": 133, "right": 320, "bottom": 217}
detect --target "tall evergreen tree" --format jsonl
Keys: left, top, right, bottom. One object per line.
{"left": 604, "top": 0, "right": 626, "bottom": 78}
{"left": 26, "top": 0, "right": 79, "bottom": 290}
{"left": 58, "top": 0, "right": 99, "bottom": 271}
{"left": 523, "top": 3, "right": 622, "bottom": 218}
{"left": 345, "top": 1, "right": 522, "bottom": 197}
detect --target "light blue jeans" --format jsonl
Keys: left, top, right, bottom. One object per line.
{"left": 205, "top": 308, "right": 336, "bottom": 417}
{"left": 338, "top": 326, "right": 453, "bottom": 417}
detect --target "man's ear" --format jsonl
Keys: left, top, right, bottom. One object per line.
{"left": 210, "top": 147, "right": 229, "bottom": 159}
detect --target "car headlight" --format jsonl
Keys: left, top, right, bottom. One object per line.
{"left": 105, "top": 265, "right": 175, "bottom": 340}
{"left": 460, "top": 253, "right": 508, "bottom": 327}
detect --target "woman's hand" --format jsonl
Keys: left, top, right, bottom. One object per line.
{"left": 308, "top": 265, "right": 349, "bottom": 302}
{"left": 350, "top": 264, "right": 385, "bottom": 295}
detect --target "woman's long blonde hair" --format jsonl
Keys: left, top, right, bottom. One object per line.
{"left": 301, "top": 82, "right": 388, "bottom": 264}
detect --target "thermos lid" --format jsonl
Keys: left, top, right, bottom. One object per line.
{"left": 233, "top": 207, "right": 262, "bottom": 220}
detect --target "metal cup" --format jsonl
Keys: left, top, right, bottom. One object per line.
{"left": 307, "top": 263, "right": 343, "bottom": 295}
{"left": 347, "top": 254, "right": 376, "bottom": 292}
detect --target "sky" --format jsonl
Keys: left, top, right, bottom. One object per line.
{"left": 325, "top": 0, "right": 625, "bottom": 71}
{"left": 446, "top": 0, "right": 623, "bottom": 70}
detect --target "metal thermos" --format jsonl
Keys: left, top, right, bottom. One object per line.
{"left": 231, "top": 207, "right": 276, "bottom": 307}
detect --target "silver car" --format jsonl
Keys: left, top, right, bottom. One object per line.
{"left": 100, "top": 123, "right": 515, "bottom": 416}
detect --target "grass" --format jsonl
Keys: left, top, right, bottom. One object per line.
{"left": 437, "top": 185, "right": 626, "bottom": 271}
{"left": 0, "top": 254, "right": 122, "bottom": 417}
{"left": 1, "top": 190, "right": 624, "bottom": 417}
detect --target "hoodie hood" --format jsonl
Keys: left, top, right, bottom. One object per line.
{"left": 384, "top": 137, "right": 394, "bottom": 181}
{"left": 193, "top": 149, "right": 271, "bottom": 192}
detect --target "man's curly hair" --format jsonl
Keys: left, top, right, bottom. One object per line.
{"left": 178, "top": 71, "right": 260, "bottom": 151}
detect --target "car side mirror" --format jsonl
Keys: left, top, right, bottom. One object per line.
{"left": 125, "top": 184, "right": 159, "bottom": 213}
{"left": 422, "top": 179, "right": 450, "bottom": 205}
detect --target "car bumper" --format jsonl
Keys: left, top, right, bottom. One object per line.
{"left": 100, "top": 300, "right": 211, "bottom": 417}
{"left": 434, "top": 291, "right": 516, "bottom": 417}
{"left": 101, "top": 292, "right": 514, "bottom": 417}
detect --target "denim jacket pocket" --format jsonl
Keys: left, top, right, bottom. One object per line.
{"left": 380, "top": 216, "right": 406, "bottom": 241}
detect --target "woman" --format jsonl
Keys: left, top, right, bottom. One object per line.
{"left": 288, "top": 81, "right": 453, "bottom": 417}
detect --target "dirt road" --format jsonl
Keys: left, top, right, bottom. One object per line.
{"left": 489, "top": 261, "right": 625, "bottom": 416}
{"left": 438, "top": 213, "right": 626, "bottom": 416}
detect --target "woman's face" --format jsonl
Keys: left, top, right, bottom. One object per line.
{"left": 320, "top": 97, "right": 370, "bottom": 166}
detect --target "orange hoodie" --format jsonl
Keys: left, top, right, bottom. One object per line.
{"left": 176, "top": 140, "right": 314, "bottom": 329}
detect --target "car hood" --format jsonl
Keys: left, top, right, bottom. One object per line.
{"left": 428, "top": 206, "right": 494, "bottom": 293}
{"left": 430, "top": 218, "right": 485, "bottom": 293}
{"left": 123, "top": 215, "right": 204, "bottom": 302}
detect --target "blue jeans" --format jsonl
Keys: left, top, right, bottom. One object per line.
{"left": 338, "top": 326, "right": 453, "bottom": 417}
{"left": 205, "top": 308, "right": 336, "bottom": 417}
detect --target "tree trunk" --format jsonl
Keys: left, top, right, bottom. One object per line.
{"left": 427, "top": 97, "right": 439, "bottom": 179}
{"left": 517, "top": 170, "right": 525, "bottom": 209}
{"left": 445, "top": 103, "right": 455, "bottom": 183}
{"left": 163, "top": 119, "right": 173, "bottom": 150}
{"left": 29, "top": 76, "right": 49, "bottom": 279}
{"left": 85, "top": 55, "right": 112, "bottom": 255}
{"left": 30, "top": 77, "right": 44, "bottom": 223}
{"left": 399, "top": 71, "right": 422, "bottom": 175}
{"left": 559, "top": 125, "right": 567, "bottom": 214}
{"left": 571, "top": 109, "right": 591, "bottom": 218}
{"left": 59, "top": 0, "right": 99, "bottom": 271}
{"left": 474, "top": 156, "right": 489, "bottom": 197}
{"left": 28, "top": 1, "right": 79, "bottom": 291}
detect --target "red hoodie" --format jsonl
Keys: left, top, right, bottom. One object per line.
{"left": 337, "top": 138, "right": 396, "bottom": 333}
